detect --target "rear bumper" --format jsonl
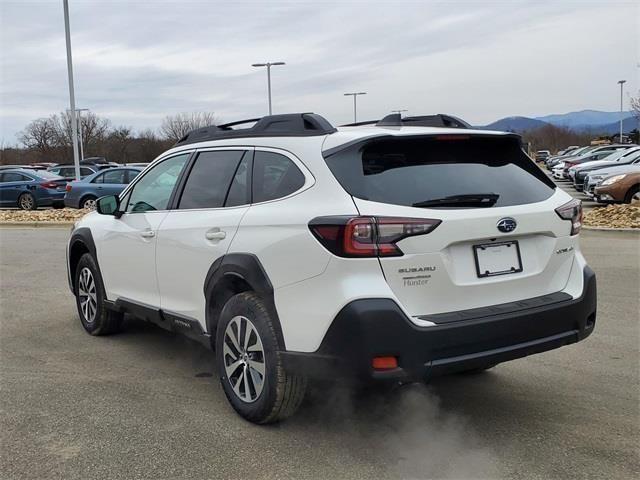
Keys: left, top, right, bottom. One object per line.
{"left": 281, "top": 267, "right": 596, "bottom": 382}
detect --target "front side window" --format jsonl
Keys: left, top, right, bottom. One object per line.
{"left": 178, "top": 150, "right": 246, "bottom": 209}
{"left": 252, "top": 151, "right": 305, "bottom": 203}
{"left": 125, "top": 153, "right": 190, "bottom": 213}
{"left": 1, "top": 173, "right": 29, "bottom": 183}
{"left": 100, "top": 169, "right": 126, "bottom": 184}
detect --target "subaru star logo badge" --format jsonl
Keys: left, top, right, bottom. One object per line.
{"left": 497, "top": 217, "right": 517, "bottom": 233}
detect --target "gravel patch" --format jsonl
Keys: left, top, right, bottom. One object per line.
{"left": 0, "top": 208, "right": 90, "bottom": 224}
{"left": 583, "top": 204, "right": 640, "bottom": 229}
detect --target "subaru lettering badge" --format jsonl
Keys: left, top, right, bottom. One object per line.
{"left": 497, "top": 217, "right": 517, "bottom": 233}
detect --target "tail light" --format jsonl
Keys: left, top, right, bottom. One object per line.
{"left": 564, "top": 162, "right": 575, "bottom": 169}
{"left": 40, "top": 181, "right": 58, "bottom": 189}
{"left": 65, "top": 184, "right": 72, "bottom": 192}
{"left": 555, "top": 199, "right": 582, "bottom": 235}
{"left": 309, "top": 216, "right": 441, "bottom": 257}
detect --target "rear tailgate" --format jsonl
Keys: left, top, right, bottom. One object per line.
{"left": 324, "top": 132, "right": 578, "bottom": 317}
{"left": 354, "top": 193, "right": 576, "bottom": 316}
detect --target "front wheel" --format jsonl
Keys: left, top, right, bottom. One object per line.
{"left": 74, "top": 253, "right": 123, "bottom": 335}
{"left": 215, "top": 292, "right": 307, "bottom": 424}
{"left": 18, "top": 192, "right": 36, "bottom": 210}
{"left": 624, "top": 185, "right": 639, "bottom": 204}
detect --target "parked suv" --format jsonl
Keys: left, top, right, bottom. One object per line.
{"left": 67, "top": 113, "right": 597, "bottom": 423}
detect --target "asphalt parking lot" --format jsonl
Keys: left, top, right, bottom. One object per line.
{"left": 0, "top": 227, "right": 638, "bottom": 480}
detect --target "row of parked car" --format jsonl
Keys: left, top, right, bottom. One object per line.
{"left": 0, "top": 159, "right": 148, "bottom": 210}
{"left": 538, "top": 145, "right": 640, "bottom": 204}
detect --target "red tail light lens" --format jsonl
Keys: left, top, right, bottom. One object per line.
{"left": 40, "top": 181, "right": 58, "bottom": 189}
{"left": 65, "top": 184, "right": 72, "bottom": 192}
{"left": 309, "top": 216, "right": 441, "bottom": 257}
{"left": 555, "top": 199, "right": 582, "bottom": 235}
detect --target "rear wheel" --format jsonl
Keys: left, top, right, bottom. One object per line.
{"left": 215, "top": 292, "right": 307, "bottom": 424}
{"left": 74, "top": 253, "right": 123, "bottom": 335}
{"left": 624, "top": 185, "right": 639, "bottom": 204}
{"left": 81, "top": 195, "right": 97, "bottom": 210}
{"left": 18, "top": 192, "right": 36, "bottom": 210}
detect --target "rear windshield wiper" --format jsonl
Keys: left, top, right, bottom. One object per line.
{"left": 412, "top": 193, "right": 500, "bottom": 208}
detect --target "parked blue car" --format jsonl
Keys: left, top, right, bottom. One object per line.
{"left": 0, "top": 169, "right": 67, "bottom": 210}
{"left": 64, "top": 167, "right": 142, "bottom": 209}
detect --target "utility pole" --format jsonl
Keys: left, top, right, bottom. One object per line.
{"left": 617, "top": 80, "right": 626, "bottom": 143}
{"left": 63, "top": 0, "right": 81, "bottom": 180}
{"left": 252, "top": 62, "right": 286, "bottom": 115}
{"left": 344, "top": 92, "right": 367, "bottom": 123}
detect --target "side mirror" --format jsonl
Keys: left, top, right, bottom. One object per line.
{"left": 96, "top": 195, "right": 121, "bottom": 217}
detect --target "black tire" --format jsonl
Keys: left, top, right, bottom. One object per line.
{"left": 74, "top": 253, "right": 123, "bottom": 336}
{"left": 624, "top": 184, "right": 639, "bottom": 204}
{"left": 215, "top": 292, "right": 307, "bottom": 424}
{"left": 17, "top": 192, "right": 36, "bottom": 210}
{"left": 80, "top": 195, "right": 98, "bottom": 210}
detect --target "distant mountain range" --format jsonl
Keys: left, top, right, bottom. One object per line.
{"left": 480, "top": 110, "right": 638, "bottom": 135}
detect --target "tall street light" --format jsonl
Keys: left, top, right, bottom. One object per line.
{"left": 252, "top": 62, "right": 286, "bottom": 115}
{"left": 617, "top": 80, "right": 626, "bottom": 143}
{"left": 63, "top": 0, "right": 81, "bottom": 181}
{"left": 344, "top": 92, "right": 367, "bottom": 123}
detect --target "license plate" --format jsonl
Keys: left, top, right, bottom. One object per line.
{"left": 473, "top": 241, "right": 523, "bottom": 278}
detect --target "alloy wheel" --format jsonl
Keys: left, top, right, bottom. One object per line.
{"left": 632, "top": 191, "right": 640, "bottom": 204}
{"left": 83, "top": 198, "right": 97, "bottom": 210}
{"left": 223, "top": 315, "right": 266, "bottom": 403}
{"left": 78, "top": 267, "right": 97, "bottom": 323}
{"left": 19, "top": 194, "right": 34, "bottom": 210}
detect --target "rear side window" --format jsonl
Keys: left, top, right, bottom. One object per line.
{"left": 126, "top": 170, "right": 140, "bottom": 183}
{"left": 252, "top": 151, "right": 305, "bottom": 203}
{"left": 178, "top": 150, "right": 246, "bottom": 209}
{"left": 324, "top": 136, "right": 556, "bottom": 208}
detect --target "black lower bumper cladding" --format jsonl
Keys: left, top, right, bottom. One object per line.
{"left": 281, "top": 267, "right": 597, "bottom": 382}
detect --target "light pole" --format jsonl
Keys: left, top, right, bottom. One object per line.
{"left": 63, "top": 0, "right": 81, "bottom": 181}
{"left": 252, "top": 62, "right": 286, "bottom": 115}
{"left": 75, "top": 108, "right": 89, "bottom": 163}
{"left": 617, "top": 80, "right": 626, "bottom": 143}
{"left": 344, "top": 92, "right": 367, "bottom": 123}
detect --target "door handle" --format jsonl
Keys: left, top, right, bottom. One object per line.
{"left": 205, "top": 230, "right": 226, "bottom": 241}
{"left": 140, "top": 230, "right": 155, "bottom": 238}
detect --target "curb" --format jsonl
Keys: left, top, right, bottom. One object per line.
{"left": 582, "top": 225, "right": 639, "bottom": 232}
{"left": 0, "top": 222, "right": 73, "bottom": 228}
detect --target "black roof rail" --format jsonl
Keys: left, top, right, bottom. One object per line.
{"left": 376, "top": 113, "right": 471, "bottom": 129}
{"left": 175, "top": 113, "right": 337, "bottom": 146}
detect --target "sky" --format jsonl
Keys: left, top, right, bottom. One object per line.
{"left": 0, "top": 0, "right": 638, "bottom": 144}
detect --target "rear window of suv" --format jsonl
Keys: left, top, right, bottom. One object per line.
{"left": 324, "top": 135, "right": 556, "bottom": 208}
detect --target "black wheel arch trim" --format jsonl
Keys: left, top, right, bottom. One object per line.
{"left": 203, "top": 253, "right": 286, "bottom": 349}
{"left": 67, "top": 228, "right": 104, "bottom": 296}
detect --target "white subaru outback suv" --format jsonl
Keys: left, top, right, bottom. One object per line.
{"left": 67, "top": 113, "right": 597, "bottom": 423}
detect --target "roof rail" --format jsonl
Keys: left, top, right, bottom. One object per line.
{"left": 175, "top": 113, "right": 337, "bottom": 146}
{"left": 377, "top": 113, "right": 471, "bottom": 129}
{"left": 340, "top": 114, "right": 471, "bottom": 129}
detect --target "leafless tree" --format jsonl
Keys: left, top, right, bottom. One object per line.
{"left": 107, "top": 126, "right": 133, "bottom": 164}
{"left": 159, "top": 112, "right": 219, "bottom": 141}
{"left": 18, "top": 118, "right": 58, "bottom": 156}
{"left": 631, "top": 91, "right": 640, "bottom": 120}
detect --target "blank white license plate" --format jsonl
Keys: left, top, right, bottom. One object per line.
{"left": 473, "top": 241, "right": 523, "bottom": 278}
